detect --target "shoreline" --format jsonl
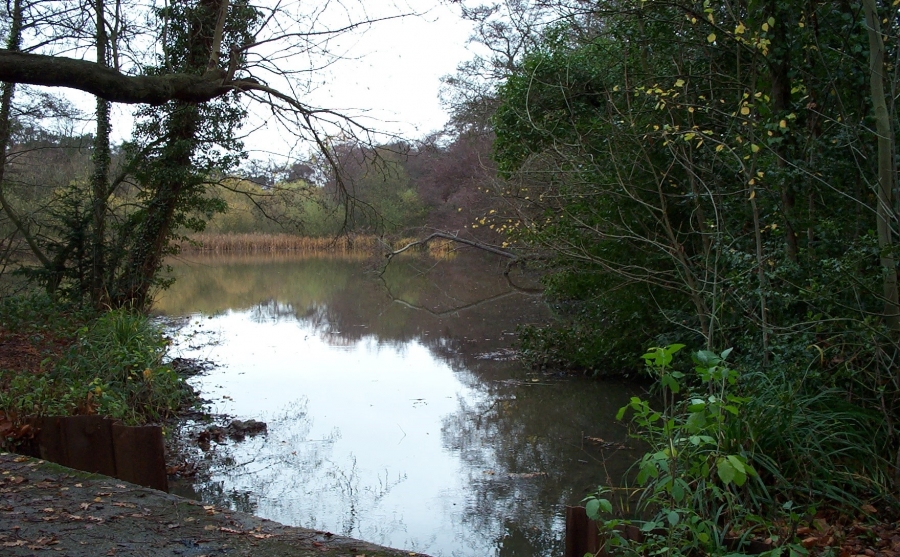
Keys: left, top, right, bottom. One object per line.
{"left": 0, "top": 452, "right": 427, "bottom": 556}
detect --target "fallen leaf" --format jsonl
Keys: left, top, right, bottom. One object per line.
{"left": 219, "top": 527, "right": 242, "bottom": 534}
{"left": 80, "top": 503, "right": 90, "bottom": 510}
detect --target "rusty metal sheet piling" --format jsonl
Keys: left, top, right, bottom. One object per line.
{"left": 26, "top": 416, "right": 168, "bottom": 492}
{"left": 112, "top": 423, "right": 168, "bottom": 492}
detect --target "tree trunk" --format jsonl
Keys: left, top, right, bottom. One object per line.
{"left": 114, "top": 105, "right": 199, "bottom": 309}
{"left": 862, "top": 0, "right": 900, "bottom": 332}
{"left": 91, "top": 0, "right": 112, "bottom": 307}
{"left": 769, "top": 0, "right": 800, "bottom": 264}
{"left": 112, "top": 0, "right": 222, "bottom": 309}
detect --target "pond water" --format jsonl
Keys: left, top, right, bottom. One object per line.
{"left": 155, "top": 251, "right": 641, "bottom": 557}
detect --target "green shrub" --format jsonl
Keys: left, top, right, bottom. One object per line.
{"left": 0, "top": 296, "right": 191, "bottom": 438}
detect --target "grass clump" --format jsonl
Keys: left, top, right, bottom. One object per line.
{"left": 585, "top": 344, "right": 893, "bottom": 557}
{"left": 0, "top": 294, "right": 192, "bottom": 446}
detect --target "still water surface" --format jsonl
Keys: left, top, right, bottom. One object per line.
{"left": 155, "top": 252, "right": 640, "bottom": 557}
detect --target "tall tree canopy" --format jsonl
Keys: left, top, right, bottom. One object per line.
{"left": 442, "top": 0, "right": 900, "bottom": 486}
{"left": 0, "top": 0, "right": 403, "bottom": 308}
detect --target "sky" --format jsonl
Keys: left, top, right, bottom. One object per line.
{"left": 108, "top": 0, "right": 478, "bottom": 164}
{"left": 306, "top": 1, "right": 477, "bottom": 137}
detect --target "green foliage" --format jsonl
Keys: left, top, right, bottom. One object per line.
{"left": 740, "top": 365, "right": 889, "bottom": 503}
{"left": 330, "top": 144, "right": 428, "bottom": 235}
{"left": 0, "top": 295, "right": 191, "bottom": 437}
{"left": 488, "top": 0, "right": 900, "bottom": 488}
{"left": 586, "top": 345, "right": 766, "bottom": 556}
{"left": 585, "top": 343, "right": 891, "bottom": 556}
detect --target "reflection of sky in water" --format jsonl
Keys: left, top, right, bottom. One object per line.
{"left": 171, "top": 309, "right": 494, "bottom": 554}
{"left": 160, "top": 255, "right": 639, "bottom": 557}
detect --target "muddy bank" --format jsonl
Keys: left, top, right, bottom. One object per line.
{"left": 0, "top": 452, "right": 426, "bottom": 556}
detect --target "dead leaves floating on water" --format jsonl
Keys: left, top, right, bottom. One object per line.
{"left": 584, "top": 436, "right": 627, "bottom": 450}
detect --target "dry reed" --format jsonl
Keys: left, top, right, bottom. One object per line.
{"left": 178, "top": 233, "right": 462, "bottom": 260}
{"left": 179, "top": 233, "right": 381, "bottom": 255}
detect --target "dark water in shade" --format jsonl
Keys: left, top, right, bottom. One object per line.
{"left": 154, "top": 251, "right": 641, "bottom": 557}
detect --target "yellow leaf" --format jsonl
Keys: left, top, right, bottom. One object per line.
{"left": 768, "top": 17, "right": 776, "bottom": 27}
{"left": 779, "top": 119, "right": 787, "bottom": 128}
{"left": 749, "top": 179, "right": 756, "bottom": 186}
{"left": 735, "top": 23, "right": 746, "bottom": 34}
{"left": 749, "top": 189, "right": 756, "bottom": 199}
{"left": 751, "top": 144, "right": 760, "bottom": 153}
{"left": 762, "top": 22, "right": 769, "bottom": 32}
{"left": 707, "top": 33, "right": 717, "bottom": 43}
{"left": 740, "top": 106, "right": 750, "bottom": 115}
{"left": 674, "top": 78, "right": 685, "bottom": 87}
{"left": 715, "top": 144, "right": 725, "bottom": 152}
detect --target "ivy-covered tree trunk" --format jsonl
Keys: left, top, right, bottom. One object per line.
{"left": 111, "top": 0, "right": 254, "bottom": 309}
{"left": 91, "top": 0, "right": 112, "bottom": 308}
{"left": 114, "top": 103, "right": 201, "bottom": 308}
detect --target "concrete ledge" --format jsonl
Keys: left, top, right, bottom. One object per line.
{"left": 0, "top": 452, "right": 426, "bottom": 557}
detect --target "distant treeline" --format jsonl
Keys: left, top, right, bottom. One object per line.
{"left": 201, "top": 135, "right": 500, "bottom": 243}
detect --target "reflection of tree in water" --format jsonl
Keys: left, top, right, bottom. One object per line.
{"left": 162, "top": 252, "right": 640, "bottom": 554}
{"left": 182, "top": 399, "right": 410, "bottom": 542}
{"left": 221, "top": 251, "right": 550, "bottom": 365}
{"left": 189, "top": 479, "right": 257, "bottom": 515}
{"left": 325, "top": 455, "right": 407, "bottom": 539}
{"left": 494, "top": 520, "right": 559, "bottom": 557}
{"left": 441, "top": 379, "right": 639, "bottom": 554}
{"left": 180, "top": 400, "right": 340, "bottom": 519}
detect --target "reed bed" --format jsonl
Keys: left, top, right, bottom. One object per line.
{"left": 179, "top": 233, "right": 383, "bottom": 255}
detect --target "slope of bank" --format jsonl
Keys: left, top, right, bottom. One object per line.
{"left": 0, "top": 452, "right": 425, "bottom": 557}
